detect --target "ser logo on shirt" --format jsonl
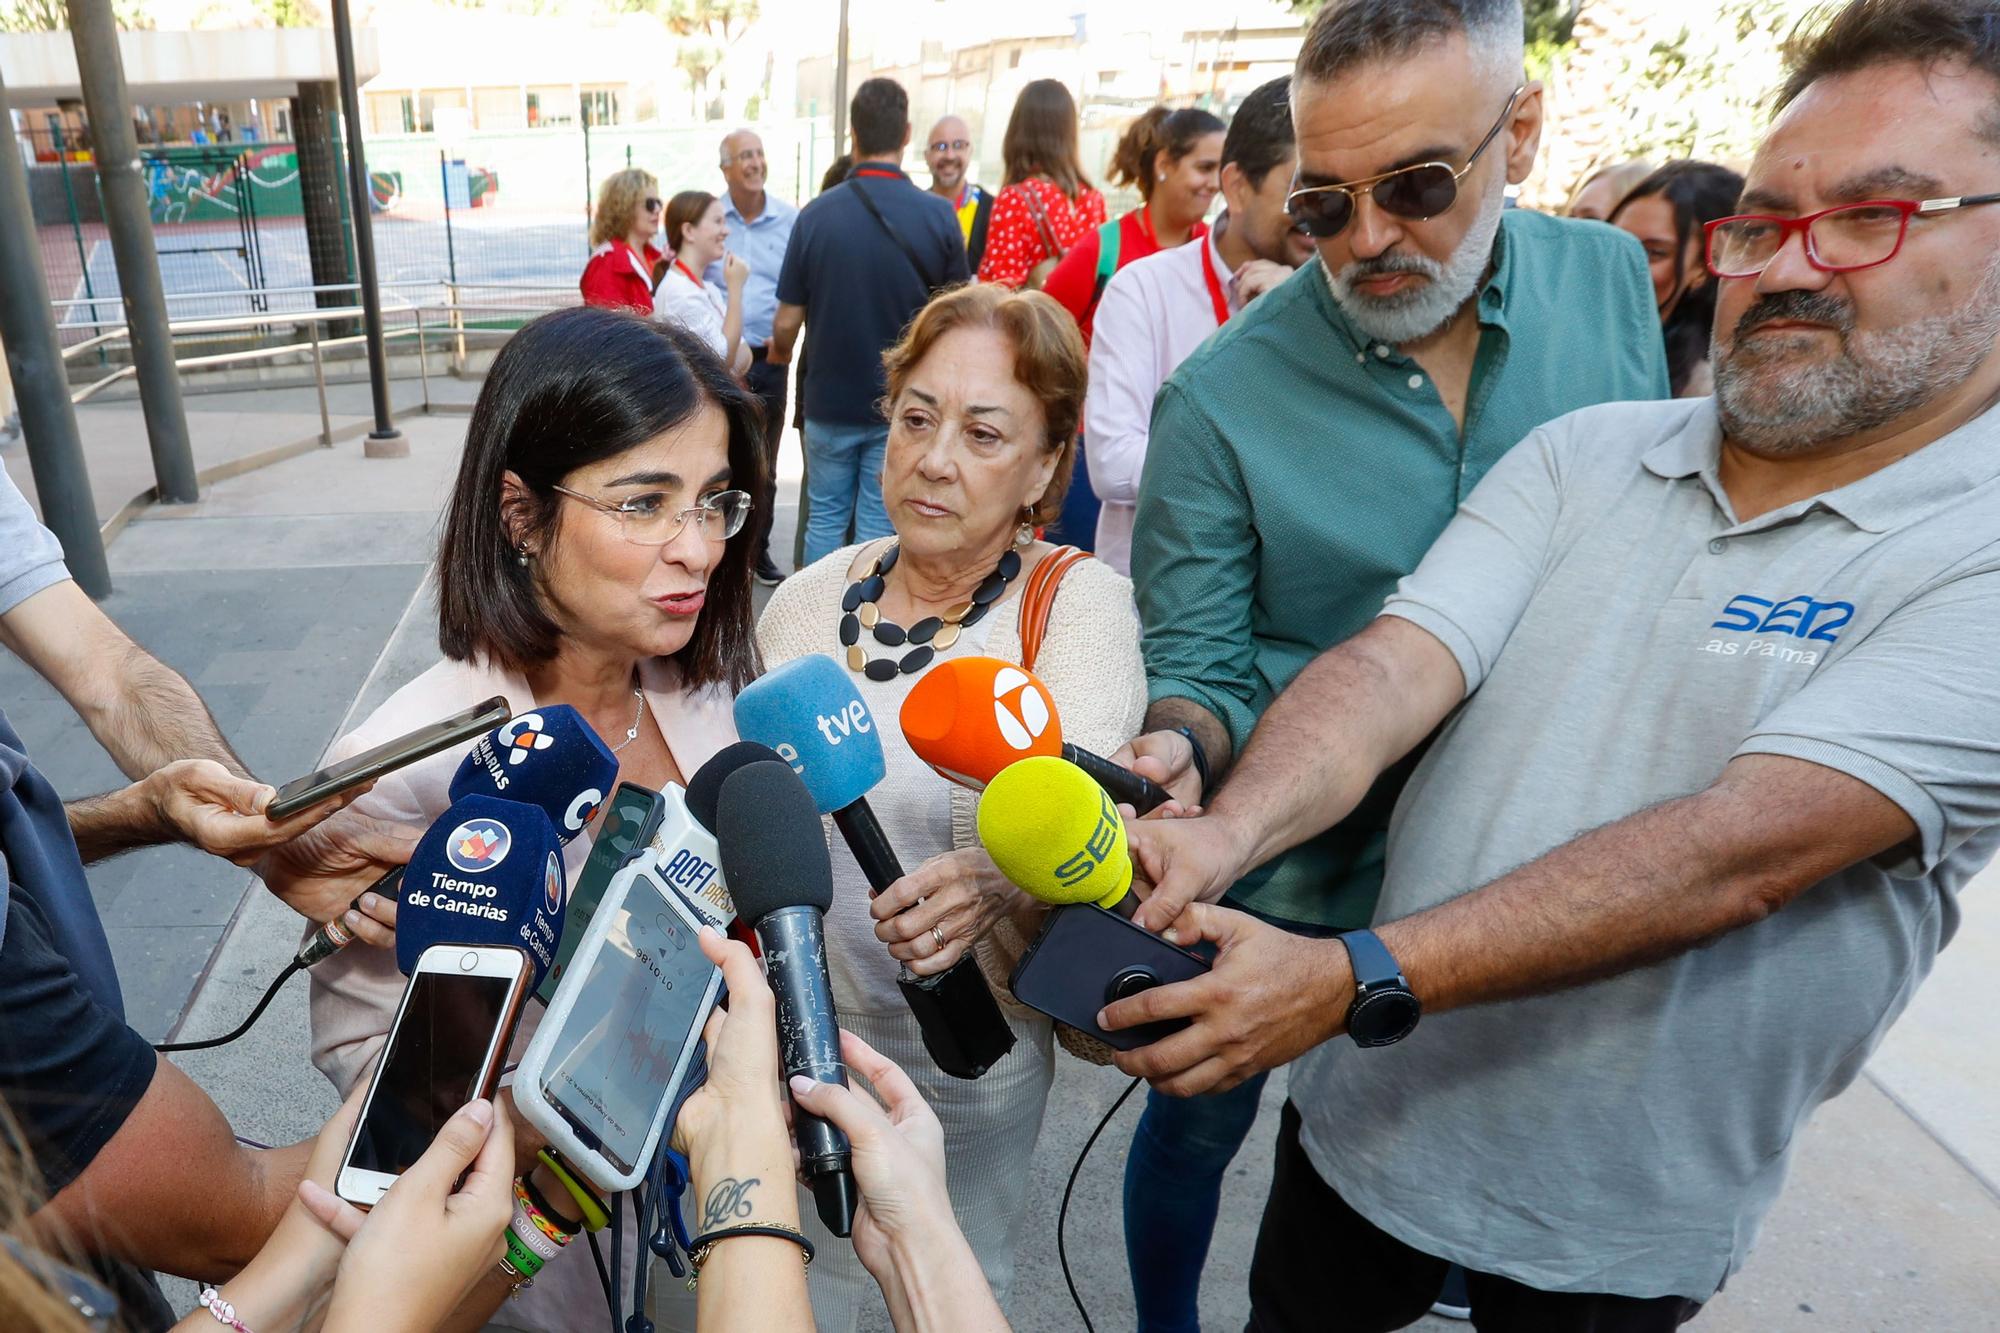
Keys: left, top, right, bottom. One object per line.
{"left": 1699, "top": 592, "right": 1854, "bottom": 666}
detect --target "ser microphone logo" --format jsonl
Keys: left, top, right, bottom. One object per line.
{"left": 1054, "top": 788, "right": 1120, "bottom": 886}
{"left": 445, "top": 818, "right": 511, "bottom": 874}
{"left": 495, "top": 714, "right": 556, "bottom": 766}
{"left": 991, "top": 667, "right": 1053, "bottom": 753}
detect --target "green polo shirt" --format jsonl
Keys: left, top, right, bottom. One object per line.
{"left": 1131, "top": 208, "right": 1668, "bottom": 930}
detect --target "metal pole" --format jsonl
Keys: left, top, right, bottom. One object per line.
{"left": 308, "top": 318, "right": 330, "bottom": 446}
{"left": 50, "top": 124, "right": 100, "bottom": 322}
{"left": 832, "top": 0, "right": 851, "bottom": 156}
{"left": 329, "top": 0, "right": 406, "bottom": 456}
{"left": 438, "top": 150, "right": 458, "bottom": 287}
{"left": 66, "top": 0, "right": 199, "bottom": 503}
{"left": 0, "top": 69, "right": 111, "bottom": 597}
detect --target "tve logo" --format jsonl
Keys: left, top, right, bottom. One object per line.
{"left": 1709, "top": 594, "right": 1854, "bottom": 643}
{"left": 814, "top": 699, "right": 873, "bottom": 746}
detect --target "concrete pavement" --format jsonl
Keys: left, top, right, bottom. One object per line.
{"left": 14, "top": 377, "right": 1998, "bottom": 1330}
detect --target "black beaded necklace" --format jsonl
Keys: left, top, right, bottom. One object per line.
{"left": 839, "top": 542, "right": 1023, "bottom": 681}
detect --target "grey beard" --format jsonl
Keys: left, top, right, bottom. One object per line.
{"left": 1715, "top": 257, "right": 2000, "bottom": 455}
{"left": 1322, "top": 181, "right": 1505, "bottom": 345}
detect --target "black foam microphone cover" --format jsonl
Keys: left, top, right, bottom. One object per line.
{"left": 685, "top": 740, "right": 787, "bottom": 835}
{"left": 716, "top": 760, "right": 854, "bottom": 1235}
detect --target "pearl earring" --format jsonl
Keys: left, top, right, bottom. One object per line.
{"left": 517, "top": 544, "right": 532, "bottom": 566}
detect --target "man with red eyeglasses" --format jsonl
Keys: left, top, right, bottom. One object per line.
{"left": 1103, "top": 0, "right": 2000, "bottom": 1329}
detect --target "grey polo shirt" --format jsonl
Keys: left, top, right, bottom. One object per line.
{"left": 0, "top": 460, "right": 70, "bottom": 614}
{"left": 1292, "top": 396, "right": 2000, "bottom": 1300}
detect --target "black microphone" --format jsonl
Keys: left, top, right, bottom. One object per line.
{"left": 715, "top": 758, "right": 858, "bottom": 1238}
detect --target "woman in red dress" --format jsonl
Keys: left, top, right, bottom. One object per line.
{"left": 579, "top": 168, "right": 664, "bottom": 313}
{"left": 977, "top": 80, "right": 1106, "bottom": 290}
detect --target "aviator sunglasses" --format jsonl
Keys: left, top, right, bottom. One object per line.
{"left": 1285, "top": 87, "right": 1522, "bottom": 238}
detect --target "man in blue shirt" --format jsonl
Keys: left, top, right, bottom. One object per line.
{"left": 711, "top": 128, "right": 799, "bottom": 586}
{"left": 771, "top": 78, "right": 969, "bottom": 565}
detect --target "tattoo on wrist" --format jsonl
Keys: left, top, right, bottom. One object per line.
{"left": 700, "top": 1176, "right": 760, "bottom": 1231}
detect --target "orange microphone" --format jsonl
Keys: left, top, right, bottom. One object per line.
{"left": 900, "top": 656, "right": 1169, "bottom": 814}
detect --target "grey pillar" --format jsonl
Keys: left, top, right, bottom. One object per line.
{"left": 292, "top": 82, "right": 357, "bottom": 336}
{"left": 330, "top": 0, "right": 407, "bottom": 456}
{"left": 66, "top": 0, "right": 198, "bottom": 504}
{"left": 0, "top": 71, "right": 111, "bottom": 597}
{"left": 832, "top": 0, "right": 851, "bottom": 155}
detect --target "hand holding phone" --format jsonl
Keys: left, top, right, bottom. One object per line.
{"left": 1008, "top": 904, "right": 1211, "bottom": 1051}
{"left": 302, "top": 1096, "right": 515, "bottom": 1331}
{"left": 268, "top": 697, "right": 510, "bottom": 821}
{"left": 337, "top": 945, "right": 533, "bottom": 1207}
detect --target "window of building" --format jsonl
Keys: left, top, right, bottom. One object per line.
{"left": 581, "top": 88, "right": 620, "bottom": 126}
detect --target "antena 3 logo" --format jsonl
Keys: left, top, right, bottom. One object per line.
{"left": 446, "top": 818, "right": 511, "bottom": 874}
{"left": 496, "top": 714, "right": 555, "bottom": 766}
{"left": 1701, "top": 592, "right": 1854, "bottom": 666}
{"left": 991, "top": 667, "right": 1053, "bottom": 752}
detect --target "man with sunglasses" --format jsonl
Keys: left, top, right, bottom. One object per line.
{"left": 1104, "top": 1, "right": 2000, "bottom": 1328}
{"left": 925, "top": 115, "right": 993, "bottom": 272}
{"left": 1112, "top": 3, "right": 1664, "bottom": 1323}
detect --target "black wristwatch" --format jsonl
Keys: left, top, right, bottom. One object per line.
{"left": 1170, "top": 724, "right": 1211, "bottom": 800}
{"left": 1338, "top": 929, "right": 1421, "bottom": 1048}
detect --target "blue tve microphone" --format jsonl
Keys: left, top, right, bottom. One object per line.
{"left": 394, "top": 793, "right": 568, "bottom": 990}
{"left": 449, "top": 705, "right": 620, "bottom": 843}
{"left": 733, "top": 654, "right": 1016, "bottom": 1080}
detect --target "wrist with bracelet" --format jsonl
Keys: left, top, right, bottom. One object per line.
{"left": 683, "top": 1221, "right": 814, "bottom": 1292}
{"left": 1171, "top": 724, "right": 1211, "bottom": 800}
{"left": 498, "top": 1176, "right": 580, "bottom": 1289}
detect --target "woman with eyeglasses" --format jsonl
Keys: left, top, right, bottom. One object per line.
{"left": 304, "top": 306, "right": 768, "bottom": 1333}
{"left": 581, "top": 168, "right": 667, "bottom": 314}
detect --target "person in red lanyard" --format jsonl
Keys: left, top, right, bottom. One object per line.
{"left": 1086, "top": 79, "right": 1314, "bottom": 576}
{"left": 1039, "top": 104, "right": 1224, "bottom": 550}
{"left": 579, "top": 168, "right": 664, "bottom": 313}
{"left": 1042, "top": 104, "right": 1227, "bottom": 347}
{"left": 976, "top": 79, "right": 1107, "bottom": 290}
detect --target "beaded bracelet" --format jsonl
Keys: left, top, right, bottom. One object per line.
{"left": 197, "top": 1286, "right": 255, "bottom": 1333}
{"left": 684, "top": 1222, "right": 814, "bottom": 1292}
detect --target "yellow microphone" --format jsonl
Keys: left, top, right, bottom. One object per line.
{"left": 976, "top": 756, "right": 1135, "bottom": 915}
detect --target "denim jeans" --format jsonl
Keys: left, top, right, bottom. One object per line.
{"left": 1125, "top": 914, "right": 1346, "bottom": 1333}
{"left": 1123, "top": 1072, "right": 1270, "bottom": 1333}
{"left": 802, "top": 418, "right": 894, "bottom": 565}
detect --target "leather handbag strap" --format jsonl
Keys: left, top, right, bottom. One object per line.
{"left": 1017, "top": 545, "right": 1089, "bottom": 672}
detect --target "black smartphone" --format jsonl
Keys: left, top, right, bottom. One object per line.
{"left": 537, "top": 781, "right": 668, "bottom": 1004}
{"left": 1008, "top": 904, "right": 1211, "bottom": 1051}
{"left": 268, "top": 696, "right": 510, "bottom": 820}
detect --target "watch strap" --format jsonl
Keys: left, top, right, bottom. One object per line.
{"left": 1338, "top": 928, "right": 1404, "bottom": 992}
{"left": 1170, "top": 725, "right": 1211, "bottom": 800}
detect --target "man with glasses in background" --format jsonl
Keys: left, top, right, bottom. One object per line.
{"left": 924, "top": 115, "right": 993, "bottom": 272}
{"left": 1106, "top": 0, "right": 2000, "bottom": 1328}
{"left": 1110, "top": 3, "right": 1663, "bottom": 1321}
{"left": 714, "top": 128, "right": 798, "bottom": 585}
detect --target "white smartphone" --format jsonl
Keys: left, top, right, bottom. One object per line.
{"left": 513, "top": 853, "right": 724, "bottom": 1193}
{"left": 336, "top": 944, "right": 534, "bottom": 1207}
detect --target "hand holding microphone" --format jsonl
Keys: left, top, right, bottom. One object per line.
{"left": 294, "top": 706, "right": 617, "bottom": 971}
{"left": 734, "top": 655, "right": 1018, "bottom": 1082}
{"left": 900, "top": 656, "right": 1172, "bottom": 816}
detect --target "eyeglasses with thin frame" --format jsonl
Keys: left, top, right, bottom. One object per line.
{"left": 724, "top": 148, "right": 765, "bottom": 165}
{"left": 929, "top": 138, "right": 971, "bottom": 154}
{"left": 1284, "top": 87, "right": 1523, "bottom": 239}
{"left": 1704, "top": 193, "right": 2000, "bottom": 278}
{"left": 551, "top": 485, "right": 752, "bottom": 546}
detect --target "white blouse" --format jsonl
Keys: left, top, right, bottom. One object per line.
{"left": 654, "top": 262, "right": 730, "bottom": 360}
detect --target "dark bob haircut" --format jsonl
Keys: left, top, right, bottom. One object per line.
{"left": 436, "top": 306, "right": 767, "bottom": 691}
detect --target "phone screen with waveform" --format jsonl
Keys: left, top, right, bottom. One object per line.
{"left": 543, "top": 875, "right": 714, "bottom": 1175}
